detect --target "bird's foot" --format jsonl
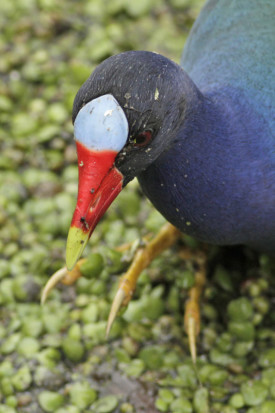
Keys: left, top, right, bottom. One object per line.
{"left": 41, "top": 223, "right": 205, "bottom": 364}
{"left": 181, "top": 249, "right": 207, "bottom": 364}
{"left": 42, "top": 222, "right": 179, "bottom": 323}
{"left": 40, "top": 237, "right": 148, "bottom": 305}
{"left": 106, "top": 223, "right": 181, "bottom": 335}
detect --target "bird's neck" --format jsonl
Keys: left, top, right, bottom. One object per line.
{"left": 138, "top": 81, "right": 274, "bottom": 248}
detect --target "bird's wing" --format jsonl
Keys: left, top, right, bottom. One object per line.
{"left": 181, "top": 0, "right": 275, "bottom": 137}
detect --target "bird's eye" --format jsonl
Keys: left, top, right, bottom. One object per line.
{"left": 133, "top": 130, "right": 153, "bottom": 147}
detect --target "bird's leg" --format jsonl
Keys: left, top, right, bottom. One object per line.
{"left": 106, "top": 227, "right": 206, "bottom": 363}
{"left": 106, "top": 223, "right": 181, "bottom": 335}
{"left": 41, "top": 235, "right": 155, "bottom": 305}
{"left": 180, "top": 249, "right": 207, "bottom": 364}
{"left": 41, "top": 223, "right": 206, "bottom": 363}
{"left": 42, "top": 224, "right": 179, "bottom": 308}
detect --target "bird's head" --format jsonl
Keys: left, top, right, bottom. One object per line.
{"left": 66, "top": 51, "right": 191, "bottom": 269}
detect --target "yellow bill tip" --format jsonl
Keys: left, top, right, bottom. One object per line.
{"left": 66, "top": 226, "right": 90, "bottom": 271}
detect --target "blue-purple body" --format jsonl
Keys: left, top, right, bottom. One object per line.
{"left": 138, "top": 0, "right": 275, "bottom": 251}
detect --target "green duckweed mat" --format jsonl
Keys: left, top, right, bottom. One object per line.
{"left": 0, "top": 0, "right": 274, "bottom": 412}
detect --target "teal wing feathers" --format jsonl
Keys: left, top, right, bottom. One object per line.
{"left": 181, "top": 0, "right": 275, "bottom": 137}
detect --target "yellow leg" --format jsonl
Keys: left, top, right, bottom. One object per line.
{"left": 106, "top": 223, "right": 181, "bottom": 335}
{"left": 41, "top": 223, "right": 206, "bottom": 363}
{"left": 41, "top": 237, "right": 153, "bottom": 305}
{"left": 181, "top": 249, "right": 207, "bottom": 364}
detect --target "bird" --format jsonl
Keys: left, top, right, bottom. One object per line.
{"left": 42, "top": 0, "right": 275, "bottom": 359}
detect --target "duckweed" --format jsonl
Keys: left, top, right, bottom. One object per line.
{"left": 170, "top": 397, "right": 193, "bottom": 413}
{"left": 38, "top": 391, "right": 65, "bottom": 412}
{"left": 229, "top": 393, "right": 244, "bottom": 409}
{"left": 91, "top": 395, "right": 119, "bottom": 413}
{"left": 227, "top": 297, "right": 254, "bottom": 322}
{"left": 69, "top": 382, "right": 97, "bottom": 409}
{"left": 241, "top": 381, "right": 269, "bottom": 406}
{"left": 259, "top": 349, "right": 275, "bottom": 367}
{"left": 0, "top": 0, "right": 274, "bottom": 412}
{"left": 79, "top": 253, "right": 104, "bottom": 279}
{"left": 62, "top": 337, "right": 85, "bottom": 362}
{"left": 12, "top": 366, "right": 32, "bottom": 391}
{"left": 193, "top": 387, "right": 209, "bottom": 413}
{"left": 17, "top": 337, "right": 40, "bottom": 357}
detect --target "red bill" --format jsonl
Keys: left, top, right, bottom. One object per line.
{"left": 66, "top": 141, "right": 123, "bottom": 270}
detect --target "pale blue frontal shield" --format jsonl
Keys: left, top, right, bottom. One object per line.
{"left": 74, "top": 94, "right": 129, "bottom": 151}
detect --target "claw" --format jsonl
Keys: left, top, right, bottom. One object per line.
{"left": 188, "top": 317, "right": 197, "bottom": 364}
{"left": 183, "top": 252, "right": 206, "bottom": 364}
{"left": 41, "top": 267, "right": 68, "bottom": 305}
{"left": 106, "top": 288, "right": 126, "bottom": 337}
{"left": 41, "top": 258, "right": 86, "bottom": 305}
{"left": 184, "top": 302, "right": 200, "bottom": 364}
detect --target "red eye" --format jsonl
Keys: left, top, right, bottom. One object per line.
{"left": 133, "top": 130, "right": 153, "bottom": 147}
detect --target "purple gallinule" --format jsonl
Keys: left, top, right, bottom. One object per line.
{"left": 42, "top": 0, "right": 275, "bottom": 360}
